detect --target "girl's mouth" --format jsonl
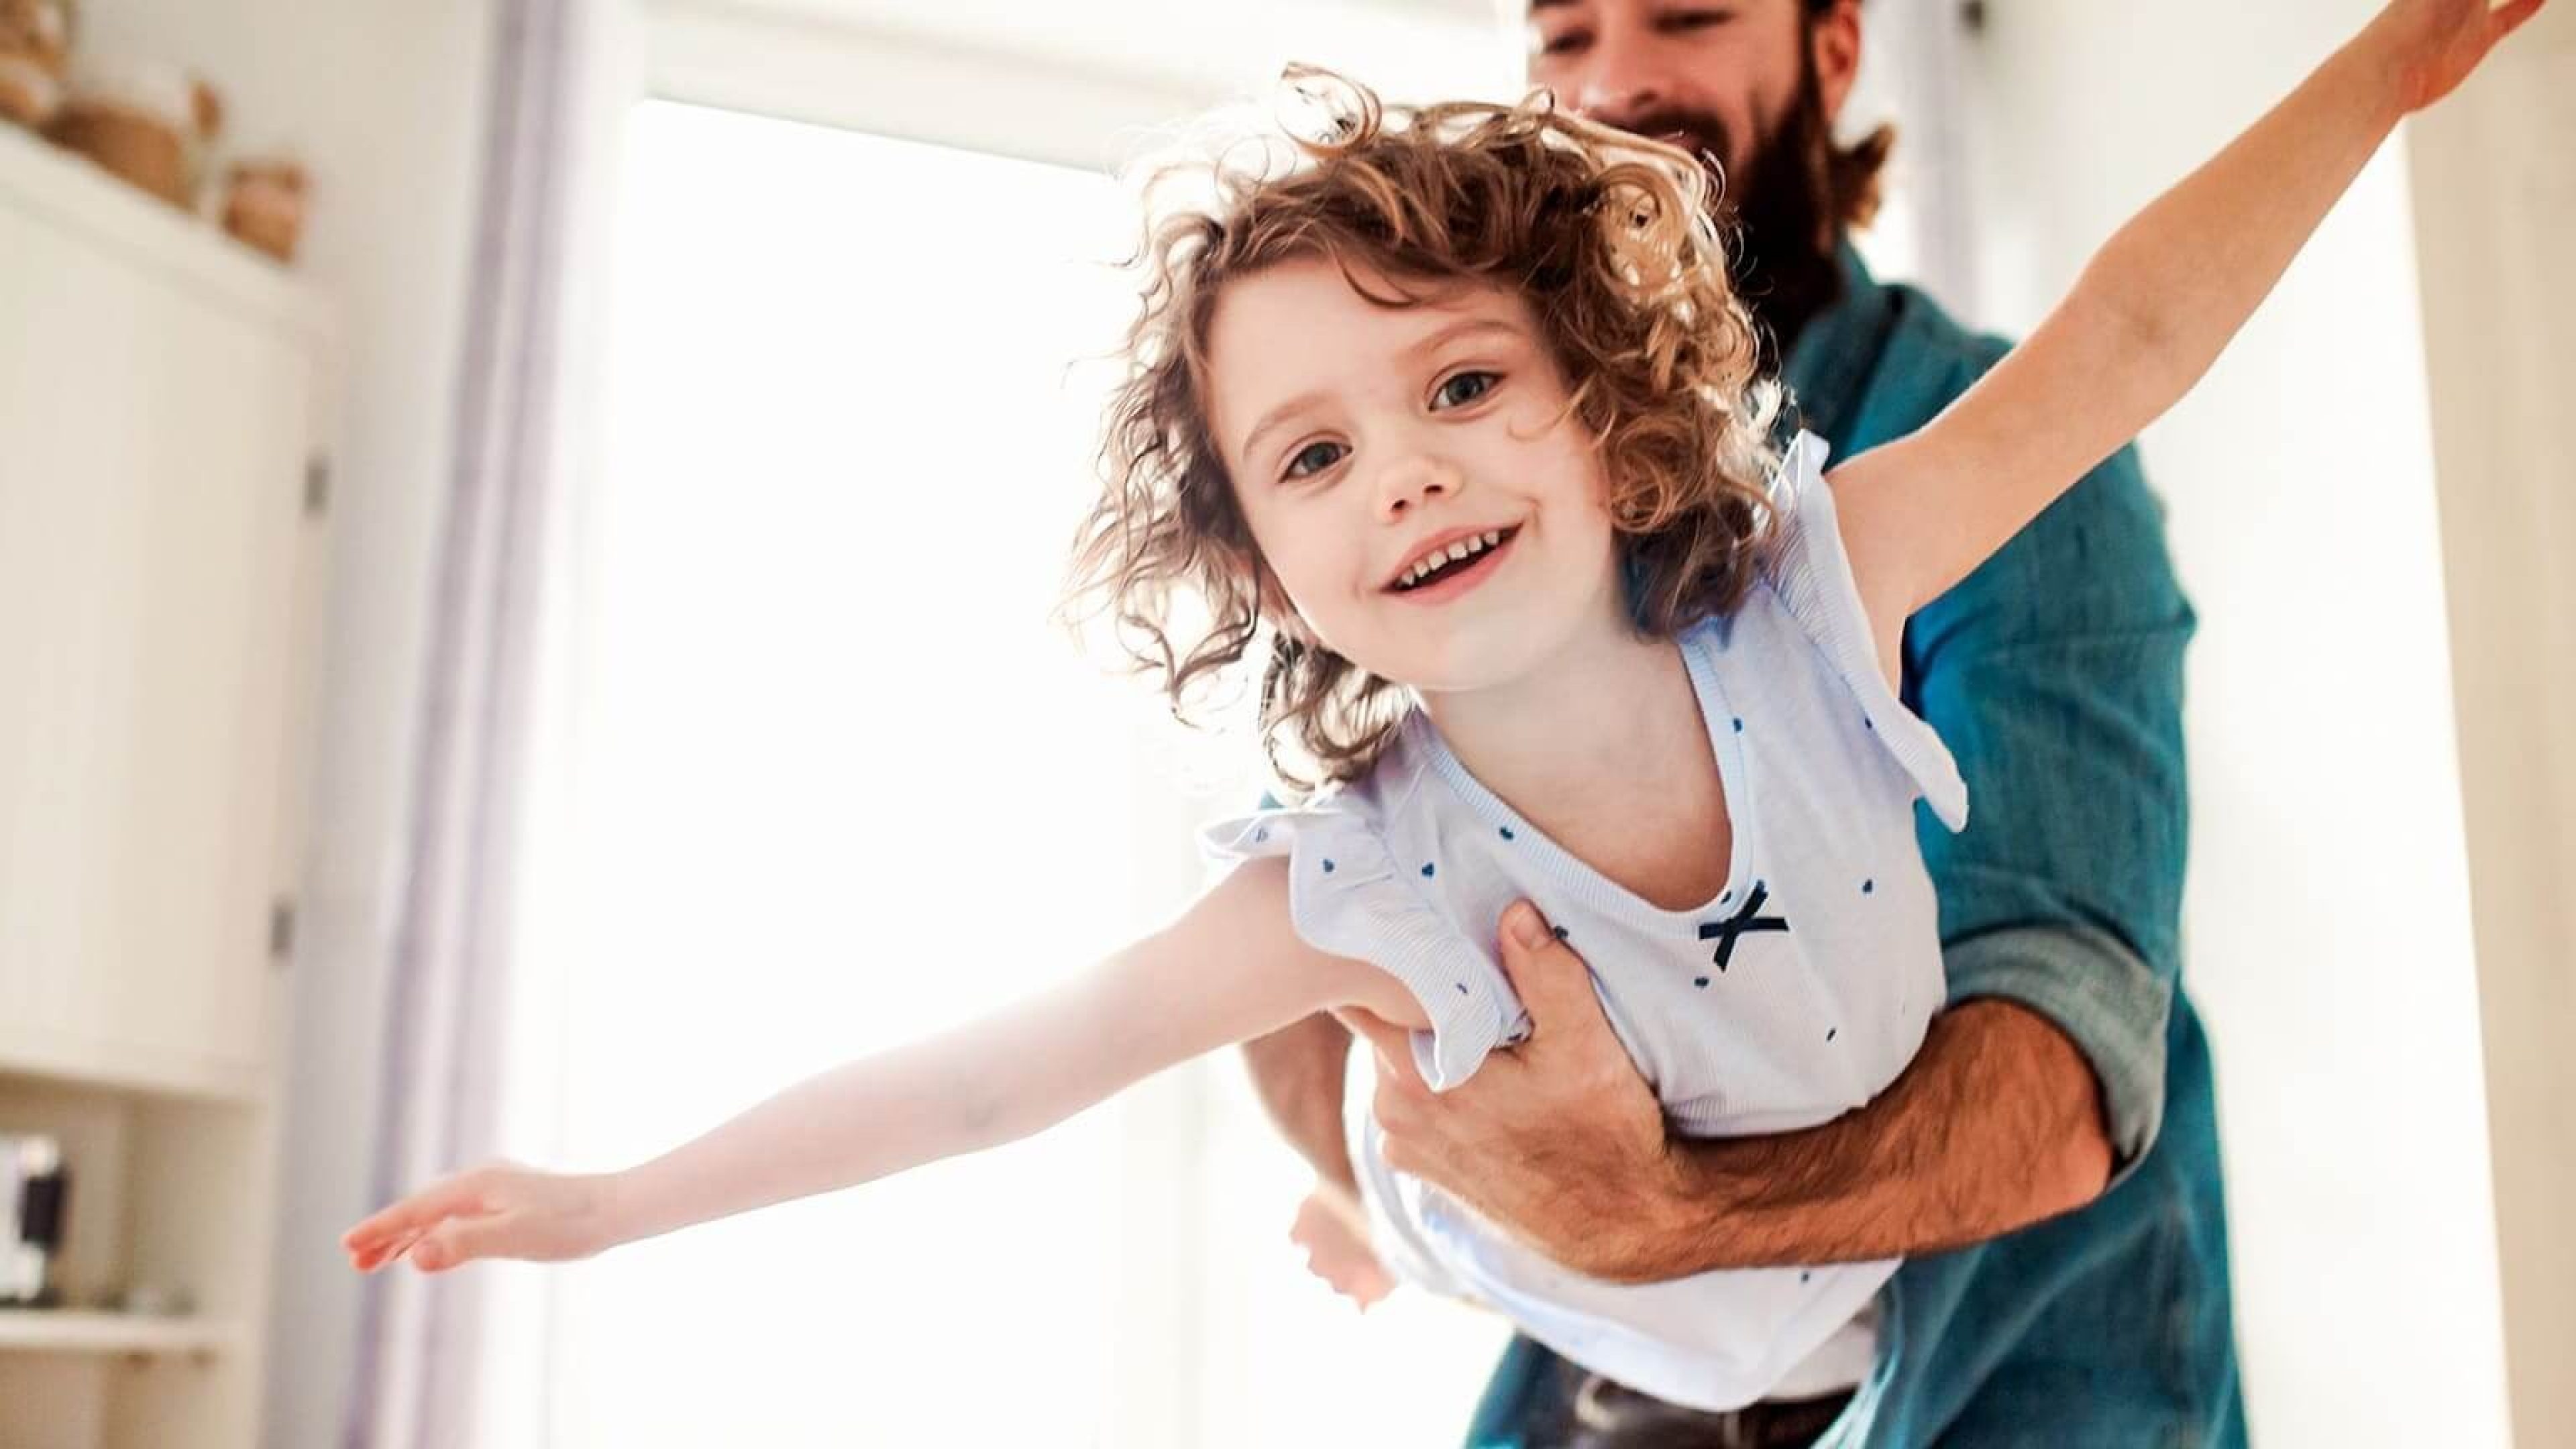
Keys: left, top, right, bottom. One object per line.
{"left": 1387, "top": 525, "right": 1519, "bottom": 604}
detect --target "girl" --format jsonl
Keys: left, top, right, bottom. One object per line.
{"left": 346, "top": 0, "right": 2538, "bottom": 1414}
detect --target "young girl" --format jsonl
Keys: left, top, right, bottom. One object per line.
{"left": 345, "top": 0, "right": 2538, "bottom": 1414}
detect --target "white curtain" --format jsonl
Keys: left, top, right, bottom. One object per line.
{"left": 342, "top": 0, "right": 602, "bottom": 1442}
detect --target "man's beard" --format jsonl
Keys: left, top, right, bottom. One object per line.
{"left": 1616, "top": 58, "right": 1844, "bottom": 368}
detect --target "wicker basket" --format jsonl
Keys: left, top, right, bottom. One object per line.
{"left": 221, "top": 158, "right": 306, "bottom": 263}
{"left": 0, "top": 0, "right": 71, "bottom": 129}
{"left": 44, "top": 54, "right": 217, "bottom": 209}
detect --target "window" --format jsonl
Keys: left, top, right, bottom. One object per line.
{"left": 509, "top": 99, "right": 1504, "bottom": 1446}
{"left": 518, "top": 101, "right": 1167, "bottom": 1444}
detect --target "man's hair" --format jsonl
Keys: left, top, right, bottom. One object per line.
{"left": 1801, "top": 0, "right": 1894, "bottom": 231}
{"left": 1064, "top": 71, "right": 1780, "bottom": 794}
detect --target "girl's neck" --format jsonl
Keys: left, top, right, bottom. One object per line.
{"left": 1414, "top": 621, "right": 1704, "bottom": 824}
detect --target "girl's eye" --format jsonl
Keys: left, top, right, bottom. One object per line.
{"left": 1433, "top": 370, "right": 1500, "bottom": 410}
{"left": 1285, "top": 440, "right": 1346, "bottom": 480}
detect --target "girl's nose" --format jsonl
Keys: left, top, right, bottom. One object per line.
{"left": 1375, "top": 451, "right": 1464, "bottom": 522}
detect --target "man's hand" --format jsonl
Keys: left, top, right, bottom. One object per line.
{"left": 1343, "top": 900, "right": 2118, "bottom": 1283}
{"left": 1342, "top": 900, "right": 1688, "bottom": 1279}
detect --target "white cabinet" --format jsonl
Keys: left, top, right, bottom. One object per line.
{"left": 0, "top": 122, "right": 330, "bottom": 1449}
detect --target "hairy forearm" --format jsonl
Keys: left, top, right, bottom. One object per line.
{"left": 1241, "top": 1012, "right": 1360, "bottom": 1195}
{"left": 1604, "top": 1000, "right": 2113, "bottom": 1279}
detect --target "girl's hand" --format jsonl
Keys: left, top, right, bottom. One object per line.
{"left": 2365, "top": 0, "right": 2546, "bottom": 113}
{"left": 341, "top": 1161, "right": 621, "bottom": 1274}
{"left": 1289, "top": 1182, "right": 1393, "bottom": 1310}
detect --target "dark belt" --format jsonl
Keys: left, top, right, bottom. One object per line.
{"left": 1523, "top": 1358, "right": 1856, "bottom": 1449}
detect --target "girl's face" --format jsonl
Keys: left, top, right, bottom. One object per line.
{"left": 1203, "top": 258, "right": 1628, "bottom": 694}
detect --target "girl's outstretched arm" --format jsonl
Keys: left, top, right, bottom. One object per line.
{"left": 341, "top": 856, "right": 1420, "bottom": 1273}
{"left": 1828, "top": 0, "right": 2544, "bottom": 662}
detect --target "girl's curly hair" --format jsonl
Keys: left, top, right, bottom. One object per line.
{"left": 1065, "top": 69, "right": 1780, "bottom": 796}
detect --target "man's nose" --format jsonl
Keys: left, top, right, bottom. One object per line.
{"left": 1375, "top": 450, "right": 1463, "bottom": 522}
{"left": 1564, "top": 23, "right": 1669, "bottom": 124}
{"left": 1575, "top": 74, "right": 1670, "bottom": 129}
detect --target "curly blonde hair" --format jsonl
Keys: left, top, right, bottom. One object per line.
{"left": 1066, "top": 70, "right": 1780, "bottom": 796}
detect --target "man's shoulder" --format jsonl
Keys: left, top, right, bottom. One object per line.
{"left": 1852, "top": 280, "right": 2012, "bottom": 439}
{"left": 1886, "top": 277, "right": 2010, "bottom": 362}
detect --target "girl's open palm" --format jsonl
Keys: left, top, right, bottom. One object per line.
{"left": 342, "top": 1161, "right": 618, "bottom": 1274}
{"left": 2371, "top": 0, "right": 2546, "bottom": 111}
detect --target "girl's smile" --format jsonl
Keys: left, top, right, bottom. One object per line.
{"left": 1385, "top": 525, "right": 1521, "bottom": 605}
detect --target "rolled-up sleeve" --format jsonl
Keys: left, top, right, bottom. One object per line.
{"left": 1942, "top": 924, "right": 2172, "bottom": 1177}
{"left": 1902, "top": 441, "right": 2195, "bottom": 1187}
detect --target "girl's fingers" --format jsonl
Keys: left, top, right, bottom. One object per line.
{"left": 343, "top": 1208, "right": 428, "bottom": 1258}
{"left": 343, "top": 1164, "right": 553, "bottom": 1273}
{"left": 1321, "top": 1254, "right": 1392, "bottom": 1307}
{"left": 353, "top": 1226, "right": 431, "bottom": 1273}
{"left": 343, "top": 1174, "right": 497, "bottom": 1254}
{"left": 347, "top": 1230, "right": 402, "bottom": 1272}
{"left": 411, "top": 1214, "right": 513, "bottom": 1273}
{"left": 341, "top": 1209, "right": 405, "bottom": 1252}
{"left": 2495, "top": 0, "right": 2544, "bottom": 37}
{"left": 1352, "top": 1263, "right": 1393, "bottom": 1306}
{"left": 343, "top": 1191, "right": 450, "bottom": 1249}
{"left": 407, "top": 1226, "right": 452, "bottom": 1272}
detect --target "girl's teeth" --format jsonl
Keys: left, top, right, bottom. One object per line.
{"left": 1401, "top": 530, "right": 1507, "bottom": 590}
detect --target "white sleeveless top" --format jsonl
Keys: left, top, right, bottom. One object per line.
{"left": 1203, "top": 432, "right": 1969, "bottom": 1413}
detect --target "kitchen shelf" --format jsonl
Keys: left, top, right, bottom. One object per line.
{"left": 0, "top": 1310, "right": 245, "bottom": 1359}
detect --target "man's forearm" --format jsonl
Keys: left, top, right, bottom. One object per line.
{"left": 1240, "top": 1011, "right": 1359, "bottom": 1194}
{"left": 1611, "top": 1000, "right": 2114, "bottom": 1279}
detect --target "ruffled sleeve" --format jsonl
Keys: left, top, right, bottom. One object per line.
{"left": 1759, "top": 430, "right": 1971, "bottom": 833}
{"left": 1200, "top": 806, "right": 1520, "bottom": 1089}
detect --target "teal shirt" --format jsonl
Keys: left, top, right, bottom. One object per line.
{"left": 1468, "top": 248, "right": 2246, "bottom": 1446}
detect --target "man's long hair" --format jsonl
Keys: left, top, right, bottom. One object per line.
{"left": 1616, "top": 0, "right": 1894, "bottom": 361}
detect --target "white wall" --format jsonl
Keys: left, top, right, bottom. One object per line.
{"left": 63, "top": 3, "right": 496, "bottom": 1446}
{"left": 637, "top": 0, "right": 1521, "bottom": 176}
{"left": 2404, "top": 7, "right": 2576, "bottom": 1442}
{"left": 1951, "top": 1, "right": 2513, "bottom": 1444}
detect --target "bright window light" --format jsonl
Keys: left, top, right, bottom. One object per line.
{"left": 513, "top": 99, "right": 1505, "bottom": 1448}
